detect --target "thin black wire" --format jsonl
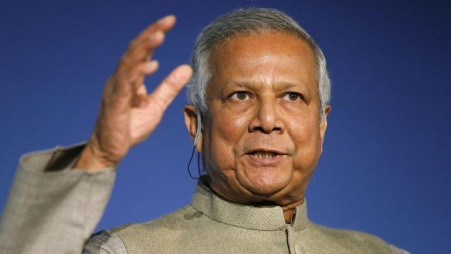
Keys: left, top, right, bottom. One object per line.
{"left": 187, "top": 145, "right": 201, "bottom": 179}
{"left": 197, "top": 149, "right": 201, "bottom": 177}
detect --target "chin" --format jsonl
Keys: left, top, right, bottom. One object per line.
{"left": 238, "top": 173, "right": 292, "bottom": 197}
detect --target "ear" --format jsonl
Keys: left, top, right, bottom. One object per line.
{"left": 184, "top": 105, "right": 203, "bottom": 153}
{"left": 319, "top": 105, "right": 331, "bottom": 153}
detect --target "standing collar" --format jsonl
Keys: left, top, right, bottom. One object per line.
{"left": 190, "top": 180, "right": 309, "bottom": 231}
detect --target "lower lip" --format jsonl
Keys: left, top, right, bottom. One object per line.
{"left": 246, "top": 154, "right": 284, "bottom": 166}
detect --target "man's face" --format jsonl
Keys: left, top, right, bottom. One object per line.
{"left": 192, "top": 31, "right": 329, "bottom": 207}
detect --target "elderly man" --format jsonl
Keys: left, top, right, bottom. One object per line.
{"left": 0, "top": 8, "right": 407, "bottom": 254}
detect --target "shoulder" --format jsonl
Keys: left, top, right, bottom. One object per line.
{"left": 81, "top": 207, "right": 193, "bottom": 254}
{"left": 105, "top": 206, "right": 201, "bottom": 251}
{"left": 306, "top": 223, "right": 409, "bottom": 254}
{"left": 111, "top": 205, "right": 198, "bottom": 237}
{"left": 83, "top": 230, "right": 128, "bottom": 254}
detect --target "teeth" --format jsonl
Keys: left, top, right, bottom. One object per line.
{"left": 253, "top": 152, "right": 276, "bottom": 159}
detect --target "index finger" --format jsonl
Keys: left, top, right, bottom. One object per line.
{"left": 130, "top": 15, "right": 176, "bottom": 50}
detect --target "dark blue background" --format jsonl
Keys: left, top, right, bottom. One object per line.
{"left": 1, "top": 0, "right": 450, "bottom": 253}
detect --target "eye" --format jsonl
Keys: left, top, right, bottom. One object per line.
{"left": 230, "top": 91, "right": 252, "bottom": 101}
{"left": 282, "top": 92, "right": 304, "bottom": 101}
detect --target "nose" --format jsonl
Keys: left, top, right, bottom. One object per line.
{"left": 249, "top": 97, "right": 284, "bottom": 134}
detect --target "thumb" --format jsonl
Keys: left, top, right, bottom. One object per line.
{"left": 150, "top": 64, "right": 193, "bottom": 111}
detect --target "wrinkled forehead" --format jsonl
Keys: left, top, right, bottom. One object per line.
{"left": 206, "top": 31, "right": 318, "bottom": 95}
{"left": 210, "top": 29, "right": 315, "bottom": 59}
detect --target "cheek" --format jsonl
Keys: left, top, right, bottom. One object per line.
{"left": 206, "top": 112, "right": 250, "bottom": 166}
{"left": 289, "top": 117, "right": 322, "bottom": 170}
{"left": 212, "top": 110, "right": 249, "bottom": 144}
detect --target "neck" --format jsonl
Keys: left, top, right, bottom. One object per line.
{"left": 280, "top": 197, "right": 304, "bottom": 224}
{"left": 283, "top": 209, "right": 295, "bottom": 224}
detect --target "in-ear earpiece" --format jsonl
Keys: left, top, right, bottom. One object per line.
{"left": 193, "top": 112, "right": 202, "bottom": 146}
{"left": 188, "top": 111, "right": 202, "bottom": 179}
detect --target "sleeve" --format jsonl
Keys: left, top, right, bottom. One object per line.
{"left": 0, "top": 144, "right": 117, "bottom": 254}
{"left": 83, "top": 230, "right": 128, "bottom": 254}
{"left": 390, "top": 244, "right": 410, "bottom": 254}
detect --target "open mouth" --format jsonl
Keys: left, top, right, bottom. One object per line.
{"left": 246, "top": 149, "right": 285, "bottom": 165}
{"left": 250, "top": 151, "right": 278, "bottom": 159}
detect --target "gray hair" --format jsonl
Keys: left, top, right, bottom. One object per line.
{"left": 187, "top": 8, "right": 331, "bottom": 121}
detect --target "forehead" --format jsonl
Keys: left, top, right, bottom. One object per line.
{"left": 208, "top": 31, "right": 317, "bottom": 94}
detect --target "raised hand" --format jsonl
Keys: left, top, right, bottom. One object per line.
{"left": 75, "top": 15, "right": 193, "bottom": 170}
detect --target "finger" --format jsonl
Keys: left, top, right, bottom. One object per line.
{"left": 150, "top": 64, "right": 193, "bottom": 111}
{"left": 109, "top": 60, "right": 158, "bottom": 100}
{"left": 117, "top": 16, "right": 175, "bottom": 76}
{"left": 125, "top": 15, "right": 176, "bottom": 58}
{"left": 123, "top": 31, "right": 165, "bottom": 66}
{"left": 137, "top": 83, "right": 148, "bottom": 95}
{"left": 127, "top": 60, "right": 159, "bottom": 89}
{"left": 132, "top": 84, "right": 149, "bottom": 108}
{"left": 132, "top": 15, "right": 176, "bottom": 47}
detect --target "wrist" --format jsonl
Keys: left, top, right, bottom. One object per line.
{"left": 74, "top": 142, "right": 118, "bottom": 171}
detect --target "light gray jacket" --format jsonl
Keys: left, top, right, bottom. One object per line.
{"left": 0, "top": 145, "right": 408, "bottom": 254}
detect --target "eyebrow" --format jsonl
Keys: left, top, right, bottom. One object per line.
{"left": 224, "top": 80, "right": 311, "bottom": 95}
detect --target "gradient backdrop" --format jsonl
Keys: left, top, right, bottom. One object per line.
{"left": 1, "top": 0, "right": 450, "bottom": 253}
